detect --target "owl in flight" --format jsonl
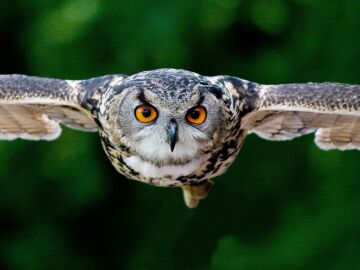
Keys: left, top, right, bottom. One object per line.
{"left": 0, "top": 69, "right": 359, "bottom": 207}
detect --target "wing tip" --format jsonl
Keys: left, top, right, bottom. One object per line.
{"left": 315, "top": 140, "right": 360, "bottom": 151}
{"left": 0, "top": 125, "right": 62, "bottom": 141}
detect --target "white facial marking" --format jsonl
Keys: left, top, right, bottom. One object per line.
{"left": 124, "top": 155, "right": 204, "bottom": 179}
{"left": 138, "top": 137, "right": 200, "bottom": 161}
{"left": 128, "top": 126, "right": 209, "bottom": 162}
{"left": 121, "top": 125, "right": 211, "bottom": 178}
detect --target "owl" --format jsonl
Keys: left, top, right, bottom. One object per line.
{"left": 0, "top": 69, "right": 359, "bottom": 207}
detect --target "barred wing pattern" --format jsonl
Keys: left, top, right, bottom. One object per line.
{"left": 0, "top": 75, "right": 97, "bottom": 140}
{"left": 246, "top": 82, "right": 360, "bottom": 150}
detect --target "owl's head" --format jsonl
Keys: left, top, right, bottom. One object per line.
{"left": 99, "top": 69, "right": 239, "bottom": 186}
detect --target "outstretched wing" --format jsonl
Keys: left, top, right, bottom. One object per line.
{"left": 242, "top": 82, "right": 360, "bottom": 150}
{"left": 0, "top": 74, "right": 124, "bottom": 140}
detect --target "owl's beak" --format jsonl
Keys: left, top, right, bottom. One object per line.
{"left": 166, "top": 119, "right": 178, "bottom": 152}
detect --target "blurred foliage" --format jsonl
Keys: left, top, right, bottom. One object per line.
{"left": 0, "top": 0, "right": 360, "bottom": 269}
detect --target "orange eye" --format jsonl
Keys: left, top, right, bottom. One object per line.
{"left": 135, "top": 104, "right": 158, "bottom": 123}
{"left": 186, "top": 106, "right": 207, "bottom": 125}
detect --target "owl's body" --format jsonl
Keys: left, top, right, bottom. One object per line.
{"left": 95, "top": 69, "right": 252, "bottom": 189}
{"left": 0, "top": 69, "right": 360, "bottom": 207}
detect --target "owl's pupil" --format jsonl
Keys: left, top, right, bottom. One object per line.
{"left": 142, "top": 108, "right": 151, "bottom": 118}
{"left": 190, "top": 109, "right": 200, "bottom": 119}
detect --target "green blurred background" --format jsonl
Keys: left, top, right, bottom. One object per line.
{"left": 0, "top": 0, "right": 359, "bottom": 269}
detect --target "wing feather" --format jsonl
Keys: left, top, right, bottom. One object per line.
{"left": 244, "top": 82, "right": 360, "bottom": 150}
{"left": 0, "top": 74, "right": 121, "bottom": 140}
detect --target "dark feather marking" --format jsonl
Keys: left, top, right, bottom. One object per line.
{"left": 79, "top": 75, "right": 126, "bottom": 113}
{"left": 207, "top": 86, "right": 224, "bottom": 99}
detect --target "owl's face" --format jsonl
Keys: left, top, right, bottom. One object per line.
{"left": 101, "top": 69, "right": 230, "bottom": 185}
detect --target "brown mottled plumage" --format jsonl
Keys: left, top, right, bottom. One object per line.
{"left": 0, "top": 69, "right": 359, "bottom": 207}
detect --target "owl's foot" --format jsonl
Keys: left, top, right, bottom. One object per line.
{"left": 181, "top": 180, "right": 213, "bottom": 208}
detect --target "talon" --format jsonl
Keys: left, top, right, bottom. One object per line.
{"left": 181, "top": 180, "right": 213, "bottom": 208}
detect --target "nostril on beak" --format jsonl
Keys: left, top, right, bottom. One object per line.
{"left": 166, "top": 119, "right": 178, "bottom": 152}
